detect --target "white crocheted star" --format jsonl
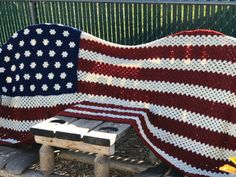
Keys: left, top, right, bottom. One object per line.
{"left": 30, "top": 85, "right": 36, "bottom": 91}
{"left": 23, "top": 74, "right": 30, "bottom": 80}
{"left": 36, "top": 28, "right": 43, "bottom": 34}
{"left": 24, "top": 28, "right": 30, "bottom": 35}
{"left": 49, "top": 50, "right": 56, "bottom": 57}
{"left": 35, "top": 73, "right": 43, "bottom": 80}
{"left": 54, "top": 84, "right": 61, "bottom": 90}
{"left": 15, "top": 75, "right": 20, "bottom": 81}
{"left": 50, "top": 29, "right": 56, "bottom": 35}
{"left": 66, "top": 82, "right": 73, "bottom": 89}
{"left": 43, "top": 39, "right": 49, "bottom": 46}
{"left": 30, "top": 39, "right": 37, "bottom": 46}
{"left": 15, "top": 53, "right": 20, "bottom": 60}
{"left": 37, "top": 50, "right": 43, "bottom": 57}
{"left": 6, "top": 77, "right": 12, "bottom": 83}
{"left": 30, "top": 62, "right": 37, "bottom": 69}
{"left": 48, "top": 73, "right": 54, "bottom": 80}
{"left": 11, "top": 65, "right": 16, "bottom": 72}
{"left": 56, "top": 40, "right": 63, "bottom": 47}
{"left": 67, "top": 62, "right": 74, "bottom": 68}
{"left": 12, "top": 32, "right": 18, "bottom": 38}
{"left": 54, "top": 62, "right": 61, "bottom": 68}
{"left": 19, "top": 63, "right": 24, "bottom": 70}
{"left": 0, "top": 67, "right": 5, "bottom": 73}
{"left": 63, "top": 31, "right": 70, "bottom": 37}
{"left": 24, "top": 50, "right": 31, "bottom": 57}
{"left": 42, "top": 61, "right": 49, "bottom": 68}
{"left": 42, "top": 84, "right": 48, "bottom": 91}
{"left": 7, "top": 44, "right": 13, "bottom": 50}
{"left": 61, "top": 51, "right": 68, "bottom": 58}
{"left": 19, "top": 85, "right": 24, "bottom": 92}
{"left": 2, "top": 87, "right": 7, "bottom": 93}
{"left": 19, "top": 40, "right": 25, "bottom": 47}
{"left": 4, "top": 56, "right": 10, "bottom": 63}
{"left": 69, "top": 42, "right": 76, "bottom": 48}
{"left": 60, "top": 72, "right": 67, "bottom": 79}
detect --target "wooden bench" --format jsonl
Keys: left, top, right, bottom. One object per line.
{"left": 31, "top": 116, "right": 131, "bottom": 177}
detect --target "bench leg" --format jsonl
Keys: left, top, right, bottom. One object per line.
{"left": 94, "top": 154, "right": 109, "bottom": 177}
{"left": 39, "top": 145, "right": 55, "bottom": 176}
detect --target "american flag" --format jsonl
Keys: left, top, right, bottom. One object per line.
{"left": 1, "top": 24, "right": 236, "bottom": 177}
{"left": 0, "top": 24, "right": 81, "bottom": 145}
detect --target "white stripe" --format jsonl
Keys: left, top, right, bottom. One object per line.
{"left": 70, "top": 104, "right": 236, "bottom": 160}
{"left": 79, "top": 49, "right": 236, "bottom": 77}
{"left": 81, "top": 31, "right": 236, "bottom": 47}
{"left": 65, "top": 106, "right": 230, "bottom": 176}
{"left": 1, "top": 93, "right": 79, "bottom": 108}
{"left": 0, "top": 138, "right": 20, "bottom": 144}
{"left": 77, "top": 71, "right": 236, "bottom": 108}
{"left": 132, "top": 119, "right": 228, "bottom": 176}
{"left": 0, "top": 117, "right": 44, "bottom": 132}
{"left": 77, "top": 93, "right": 236, "bottom": 140}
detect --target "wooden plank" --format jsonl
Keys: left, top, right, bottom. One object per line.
{"left": 30, "top": 116, "right": 77, "bottom": 137}
{"left": 55, "top": 119, "right": 103, "bottom": 141}
{"left": 0, "top": 148, "right": 21, "bottom": 169}
{"left": 35, "top": 135, "right": 115, "bottom": 155}
{"left": 5, "top": 151, "right": 38, "bottom": 175}
{"left": 0, "top": 169, "right": 65, "bottom": 177}
{"left": 83, "top": 122, "right": 130, "bottom": 146}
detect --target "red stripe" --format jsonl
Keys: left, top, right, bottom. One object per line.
{"left": 172, "top": 29, "right": 224, "bottom": 36}
{"left": 78, "top": 58, "right": 236, "bottom": 93}
{"left": 80, "top": 39, "right": 236, "bottom": 61}
{"left": 0, "top": 104, "right": 74, "bottom": 121}
{"left": 59, "top": 104, "right": 228, "bottom": 173}
{"left": 76, "top": 101, "right": 153, "bottom": 112}
{"left": 150, "top": 115, "right": 236, "bottom": 151}
{"left": 77, "top": 81, "right": 236, "bottom": 124}
{"left": 0, "top": 127, "right": 34, "bottom": 145}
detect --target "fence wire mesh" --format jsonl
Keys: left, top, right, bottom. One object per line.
{"left": 0, "top": 0, "right": 236, "bottom": 46}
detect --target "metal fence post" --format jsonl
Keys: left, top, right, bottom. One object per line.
{"left": 29, "top": 0, "right": 37, "bottom": 24}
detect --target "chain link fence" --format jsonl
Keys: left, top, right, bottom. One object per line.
{"left": 0, "top": 0, "right": 236, "bottom": 46}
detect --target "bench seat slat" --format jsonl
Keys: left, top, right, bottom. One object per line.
{"left": 30, "top": 116, "right": 77, "bottom": 138}
{"left": 83, "top": 122, "right": 130, "bottom": 146}
{"left": 55, "top": 119, "right": 104, "bottom": 141}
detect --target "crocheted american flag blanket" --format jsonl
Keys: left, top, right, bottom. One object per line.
{"left": 0, "top": 24, "right": 236, "bottom": 177}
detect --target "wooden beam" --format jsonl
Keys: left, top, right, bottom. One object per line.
{"left": 35, "top": 136, "right": 115, "bottom": 155}
{"left": 60, "top": 149, "right": 154, "bottom": 173}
